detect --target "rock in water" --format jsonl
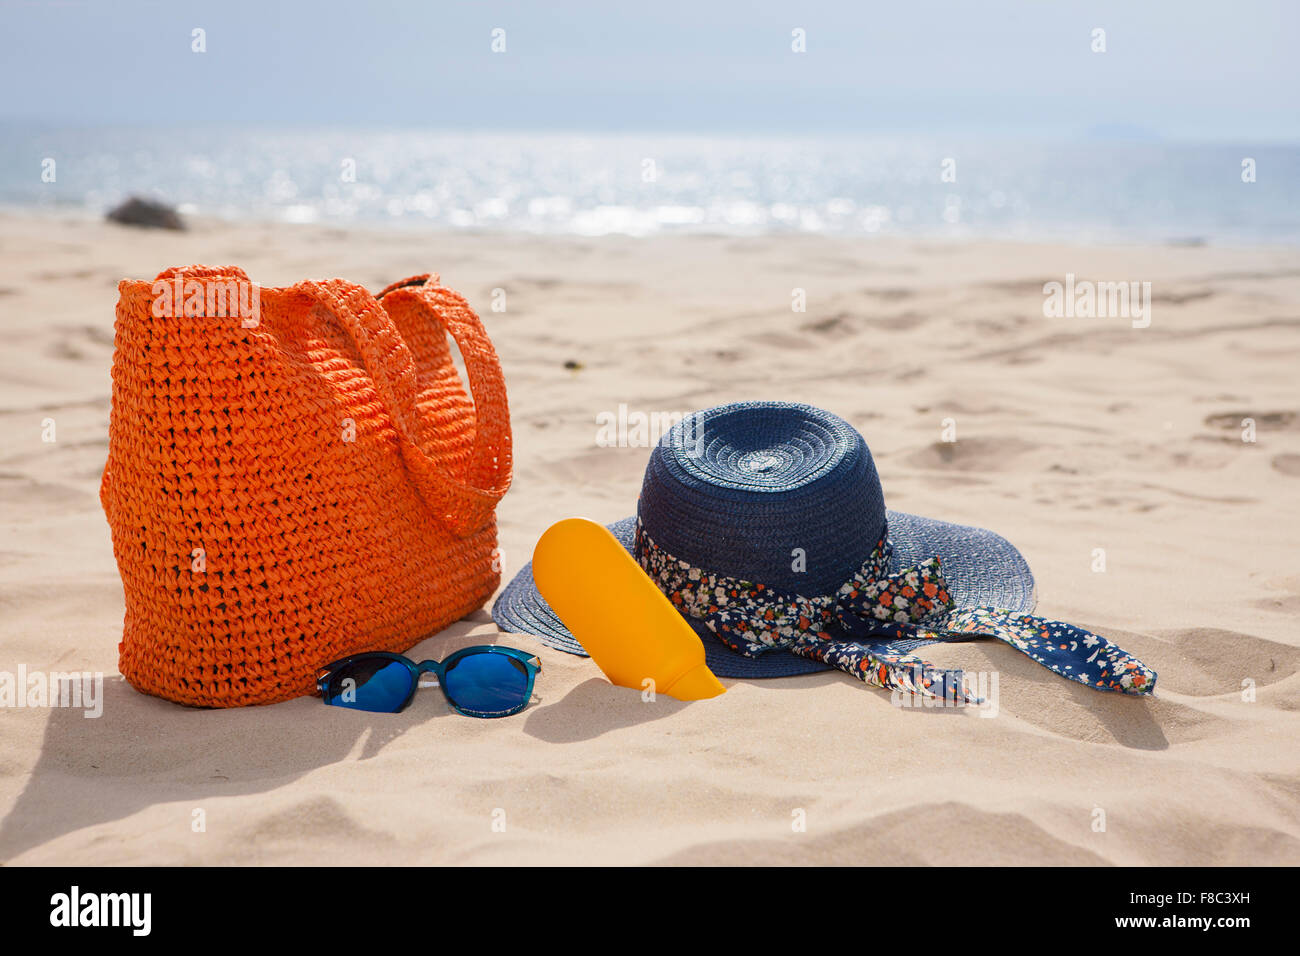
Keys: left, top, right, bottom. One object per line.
{"left": 106, "top": 197, "right": 185, "bottom": 231}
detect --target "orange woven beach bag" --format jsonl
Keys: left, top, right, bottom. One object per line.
{"left": 100, "top": 265, "right": 512, "bottom": 707}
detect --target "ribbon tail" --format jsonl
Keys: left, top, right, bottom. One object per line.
{"left": 790, "top": 636, "right": 976, "bottom": 703}
{"left": 924, "top": 607, "right": 1157, "bottom": 696}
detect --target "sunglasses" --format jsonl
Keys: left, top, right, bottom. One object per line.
{"left": 316, "top": 646, "right": 541, "bottom": 717}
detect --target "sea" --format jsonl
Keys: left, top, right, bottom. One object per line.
{"left": 2, "top": 126, "right": 1297, "bottom": 245}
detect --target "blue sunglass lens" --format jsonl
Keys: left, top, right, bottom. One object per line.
{"left": 323, "top": 658, "right": 413, "bottom": 713}
{"left": 443, "top": 652, "right": 530, "bottom": 717}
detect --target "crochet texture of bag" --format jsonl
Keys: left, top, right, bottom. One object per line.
{"left": 100, "top": 265, "right": 513, "bottom": 707}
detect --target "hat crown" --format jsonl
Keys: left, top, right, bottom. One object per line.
{"left": 637, "top": 401, "right": 886, "bottom": 595}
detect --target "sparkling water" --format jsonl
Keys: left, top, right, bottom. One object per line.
{"left": 3, "top": 125, "right": 1296, "bottom": 244}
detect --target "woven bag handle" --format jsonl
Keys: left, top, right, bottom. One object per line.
{"left": 296, "top": 277, "right": 512, "bottom": 538}
{"left": 377, "top": 276, "right": 514, "bottom": 497}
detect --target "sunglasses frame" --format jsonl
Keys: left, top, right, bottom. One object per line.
{"left": 316, "top": 645, "right": 542, "bottom": 717}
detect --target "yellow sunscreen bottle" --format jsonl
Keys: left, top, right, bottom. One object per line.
{"left": 531, "top": 517, "right": 726, "bottom": 701}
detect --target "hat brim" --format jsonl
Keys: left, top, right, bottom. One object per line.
{"left": 491, "top": 512, "right": 1036, "bottom": 679}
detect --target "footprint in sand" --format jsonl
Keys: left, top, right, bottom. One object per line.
{"left": 800, "top": 312, "right": 852, "bottom": 334}
{"left": 1271, "top": 454, "right": 1300, "bottom": 476}
{"left": 1255, "top": 574, "right": 1300, "bottom": 617}
{"left": 900, "top": 436, "right": 1038, "bottom": 472}
{"left": 1148, "top": 626, "right": 1300, "bottom": 698}
{"left": 932, "top": 625, "right": 1298, "bottom": 748}
{"left": 1153, "top": 288, "right": 1215, "bottom": 305}
{"left": 860, "top": 287, "right": 916, "bottom": 301}
{"left": 1203, "top": 410, "right": 1296, "bottom": 431}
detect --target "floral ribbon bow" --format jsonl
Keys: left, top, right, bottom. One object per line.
{"left": 634, "top": 519, "right": 1156, "bottom": 701}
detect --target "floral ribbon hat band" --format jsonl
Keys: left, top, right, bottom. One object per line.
{"left": 493, "top": 401, "right": 1156, "bottom": 699}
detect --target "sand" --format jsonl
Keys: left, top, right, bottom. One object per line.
{"left": 1, "top": 209, "right": 1297, "bottom": 865}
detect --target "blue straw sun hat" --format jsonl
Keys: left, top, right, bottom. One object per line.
{"left": 493, "top": 401, "right": 1156, "bottom": 696}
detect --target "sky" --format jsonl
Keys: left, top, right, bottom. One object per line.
{"left": 1, "top": 0, "right": 1296, "bottom": 141}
